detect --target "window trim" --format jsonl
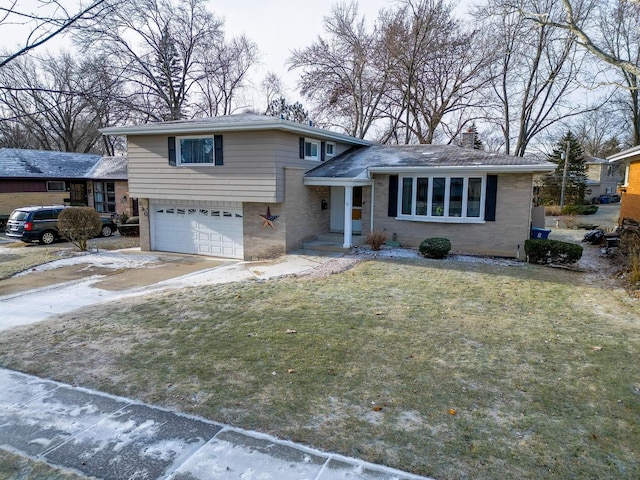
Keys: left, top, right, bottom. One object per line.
{"left": 46, "top": 180, "right": 66, "bottom": 192}
{"left": 176, "top": 135, "right": 215, "bottom": 166}
{"left": 93, "top": 181, "right": 116, "bottom": 213}
{"left": 396, "top": 174, "right": 487, "bottom": 223}
{"left": 304, "top": 138, "right": 321, "bottom": 161}
{"left": 326, "top": 142, "right": 336, "bottom": 157}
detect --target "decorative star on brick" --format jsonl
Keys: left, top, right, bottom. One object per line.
{"left": 259, "top": 206, "right": 279, "bottom": 229}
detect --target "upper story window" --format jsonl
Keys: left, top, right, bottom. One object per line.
{"left": 305, "top": 139, "right": 320, "bottom": 160}
{"left": 179, "top": 136, "right": 214, "bottom": 164}
{"left": 46, "top": 181, "right": 65, "bottom": 192}
{"left": 169, "top": 135, "right": 223, "bottom": 166}
{"left": 326, "top": 142, "right": 336, "bottom": 157}
{"left": 398, "top": 174, "right": 485, "bottom": 222}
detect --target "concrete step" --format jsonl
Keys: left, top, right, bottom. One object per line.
{"left": 303, "top": 239, "right": 350, "bottom": 253}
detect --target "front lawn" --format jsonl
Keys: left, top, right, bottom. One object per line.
{"left": 0, "top": 257, "right": 638, "bottom": 479}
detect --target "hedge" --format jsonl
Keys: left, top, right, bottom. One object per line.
{"left": 524, "top": 239, "right": 583, "bottom": 265}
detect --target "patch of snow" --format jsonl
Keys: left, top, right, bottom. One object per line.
{"left": 15, "top": 251, "right": 161, "bottom": 276}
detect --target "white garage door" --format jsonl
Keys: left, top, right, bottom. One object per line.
{"left": 151, "top": 201, "right": 244, "bottom": 258}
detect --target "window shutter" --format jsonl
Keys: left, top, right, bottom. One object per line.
{"left": 299, "top": 137, "right": 305, "bottom": 159}
{"left": 388, "top": 175, "right": 398, "bottom": 217}
{"left": 321, "top": 141, "right": 326, "bottom": 161}
{"left": 214, "top": 135, "right": 223, "bottom": 166}
{"left": 485, "top": 174, "right": 498, "bottom": 221}
{"left": 168, "top": 137, "right": 176, "bottom": 166}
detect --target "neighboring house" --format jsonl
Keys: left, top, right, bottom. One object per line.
{"left": 101, "top": 114, "right": 555, "bottom": 260}
{"left": 0, "top": 149, "right": 132, "bottom": 218}
{"left": 608, "top": 146, "right": 640, "bottom": 223}
{"left": 584, "top": 156, "right": 621, "bottom": 202}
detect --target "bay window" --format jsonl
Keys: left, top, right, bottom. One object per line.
{"left": 397, "top": 175, "right": 486, "bottom": 221}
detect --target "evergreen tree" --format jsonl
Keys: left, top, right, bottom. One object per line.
{"left": 541, "top": 131, "right": 587, "bottom": 205}
{"left": 155, "top": 24, "right": 185, "bottom": 120}
{"left": 265, "top": 97, "right": 309, "bottom": 124}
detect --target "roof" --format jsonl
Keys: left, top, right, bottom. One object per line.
{"left": 0, "top": 148, "right": 102, "bottom": 179}
{"left": 584, "top": 156, "right": 610, "bottom": 164}
{"left": 100, "top": 113, "right": 373, "bottom": 147}
{"left": 0, "top": 149, "right": 127, "bottom": 180}
{"left": 608, "top": 145, "right": 640, "bottom": 163}
{"left": 304, "top": 144, "right": 556, "bottom": 184}
{"left": 86, "top": 156, "right": 128, "bottom": 180}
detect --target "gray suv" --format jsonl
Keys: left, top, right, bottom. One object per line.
{"left": 5, "top": 205, "right": 116, "bottom": 245}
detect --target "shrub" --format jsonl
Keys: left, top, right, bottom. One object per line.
{"left": 57, "top": 207, "right": 102, "bottom": 251}
{"left": 545, "top": 205, "right": 562, "bottom": 216}
{"left": 524, "top": 239, "right": 583, "bottom": 265}
{"left": 365, "top": 230, "right": 387, "bottom": 251}
{"left": 561, "top": 204, "right": 598, "bottom": 215}
{"left": 117, "top": 216, "right": 140, "bottom": 237}
{"left": 419, "top": 237, "right": 451, "bottom": 259}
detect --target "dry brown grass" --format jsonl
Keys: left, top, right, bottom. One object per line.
{"left": 1, "top": 257, "right": 639, "bottom": 479}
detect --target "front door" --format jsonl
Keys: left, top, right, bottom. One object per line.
{"left": 69, "top": 182, "right": 87, "bottom": 206}
{"left": 330, "top": 186, "right": 362, "bottom": 234}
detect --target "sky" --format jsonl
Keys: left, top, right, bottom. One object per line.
{"left": 216, "top": 0, "right": 473, "bottom": 107}
{"left": 0, "top": 0, "right": 474, "bottom": 110}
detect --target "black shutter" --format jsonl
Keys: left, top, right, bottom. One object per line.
{"left": 388, "top": 175, "right": 398, "bottom": 217}
{"left": 214, "top": 135, "right": 223, "bottom": 166}
{"left": 485, "top": 174, "right": 498, "bottom": 221}
{"left": 321, "top": 141, "right": 326, "bottom": 161}
{"left": 168, "top": 137, "right": 176, "bottom": 166}
{"left": 299, "top": 137, "right": 305, "bottom": 159}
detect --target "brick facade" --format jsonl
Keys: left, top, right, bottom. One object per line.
{"left": 368, "top": 173, "right": 534, "bottom": 258}
{"left": 0, "top": 192, "right": 67, "bottom": 215}
{"left": 620, "top": 161, "right": 640, "bottom": 223}
{"left": 242, "top": 168, "right": 330, "bottom": 260}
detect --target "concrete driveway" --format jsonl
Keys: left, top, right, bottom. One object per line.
{"left": 0, "top": 247, "right": 343, "bottom": 331}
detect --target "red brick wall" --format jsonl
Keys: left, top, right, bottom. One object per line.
{"left": 621, "top": 161, "right": 640, "bottom": 222}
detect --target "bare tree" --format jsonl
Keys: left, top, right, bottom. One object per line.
{"left": 474, "top": 0, "right": 592, "bottom": 156}
{"left": 0, "top": 0, "right": 115, "bottom": 69}
{"left": 0, "top": 52, "right": 115, "bottom": 152}
{"left": 377, "top": 0, "right": 493, "bottom": 145}
{"left": 260, "top": 71, "right": 285, "bottom": 113}
{"left": 289, "top": 2, "right": 390, "bottom": 138}
{"left": 537, "top": 0, "right": 640, "bottom": 77}
{"left": 573, "top": 107, "right": 625, "bottom": 157}
{"left": 191, "top": 34, "right": 259, "bottom": 117}
{"left": 76, "top": 0, "right": 225, "bottom": 120}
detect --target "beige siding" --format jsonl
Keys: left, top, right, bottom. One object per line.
{"left": 128, "top": 131, "right": 280, "bottom": 202}
{"left": 128, "top": 130, "right": 361, "bottom": 207}
{"left": 369, "top": 173, "right": 534, "bottom": 258}
{"left": 272, "top": 131, "right": 358, "bottom": 200}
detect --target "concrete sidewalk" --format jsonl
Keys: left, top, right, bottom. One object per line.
{"left": 0, "top": 368, "right": 431, "bottom": 480}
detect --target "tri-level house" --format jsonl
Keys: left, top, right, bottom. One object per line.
{"left": 102, "top": 114, "right": 555, "bottom": 260}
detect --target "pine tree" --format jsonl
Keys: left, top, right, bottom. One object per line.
{"left": 265, "top": 97, "right": 309, "bottom": 124}
{"left": 155, "top": 25, "right": 184, "bottom": 120}
{"left": 541, "top": 131, "right": 587, "bottom": 206}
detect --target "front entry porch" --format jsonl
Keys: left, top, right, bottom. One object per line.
{"left": 302, "top": 232, "right": 365, "bottom": 253}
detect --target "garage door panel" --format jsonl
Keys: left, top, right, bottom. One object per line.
{"left": 152, "top": 202, "right": 243, "bottom": 259}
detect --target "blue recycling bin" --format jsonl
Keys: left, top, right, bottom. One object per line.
{"left": 531, "top": 227, "right": 551, "bottom": 239}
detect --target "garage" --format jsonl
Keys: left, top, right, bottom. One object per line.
{"left": 151, "top": 200, "right": 244, "bottom": 258}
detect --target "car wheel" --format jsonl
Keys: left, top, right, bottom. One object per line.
{"left": 101, "top": 225, "right": 113, "bottom": 237}
{"left": 39, "top": 231, "right": 56, "bottom": 245}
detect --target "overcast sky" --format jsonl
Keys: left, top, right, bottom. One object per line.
{"left": 1, "top": 0, "right": 474, "bottom": 109}
{"left": 219, "top": 0, "right": 473, "bottom": 106}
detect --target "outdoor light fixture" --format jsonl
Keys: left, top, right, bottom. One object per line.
{"left": 321, "top": 199, "right": 328, "bottom": 210}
